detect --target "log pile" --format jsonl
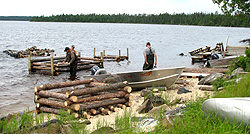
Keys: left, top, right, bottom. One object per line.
{"left": 3, "top": 46, "right": 55, "bottom": 58}
{"left": 29, "top": 55, "right": 103, "bottom": 75}
{"left": 34, "top": 79, "right": 132, "bottom": 119}
{"left": 93, "top": 48, "right": 129, "bottom": 62}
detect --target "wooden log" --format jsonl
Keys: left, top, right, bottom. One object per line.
{"left": 36, "top": 90, "right": 68, "bottom": 100}
{"left": 125, "top": 102, "right": 132, "bottom": 107}
{"left": 33, "top": 66, "right": 51, "bottom": 70}
{"left": 31, "top": 56, "right": 65, "bottom": 62}
{"left": 85, "top": 82, "right": 109, "bottom": 87}
{"left": 199, "top": 85, "right": 214, "bottom": 91}
{"left": 39, "top": 106, "right": 61, "bottom": 115}
{"left": 79, "top": 98, "right": 128, "bottom": 111}
{"left": 175, "top": 79, "right": 190, "bottom": 85}
{"left": 183, "top": 68, "right": 228, "bottom": 73}
{"left": 55, "top": 64, "right": 95, "bottom": 72}
{"left": 116, "top": 86, "right": 132, "bottom": 93}
{"left": 124, "top": 94, "right": 133, "bottom": 100}
{"left": 90, "top": 109, "right": 97, "bottom": 115}
{"left": 50, "top": 56, "right": 55, "bottom": 76}
{"left": 102, "top": 109, "right": 111, "bottom": 115}
{"left": 83, "top": 112, "right": 91, "bottom": 119}
{"left": 73, "top": 91, "right": 128, "bottom": 103}
{"left": 35, "top": 98, "right": 79, "bottom": 111}
{"left": 34, "top": 78, "right": 93, "bottom": 92}
{"left": 117, "top": 104, "right": 126, "bottom": 109}
{"left": 69, "top": 81, "right": 128, "bottom": 97}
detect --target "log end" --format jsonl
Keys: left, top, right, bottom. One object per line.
{"left": 123, "top": 81, "right": 128, "bottom": 85}
{"left": 71, "top": 104, "right": 80, "bottom": 111}
{"left": 124, "top": 86, "right": 132, "bottom": 93}
{"left": 125, "top": 94, "right": 133, "bottom": 100}
{"left": 125, "top": 102, "right": 132, "bottom": 107}
{"left": 69, "top": 96, "right": 78, "bottom": 102}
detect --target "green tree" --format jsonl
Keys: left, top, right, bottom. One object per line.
{"left": 212, "top": 0, "right": 250, "bottom": 15}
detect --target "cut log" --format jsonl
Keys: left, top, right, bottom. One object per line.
{"left": 36, "top": 90, "right": 68, "bottom": 100}
{"left": 125, "top": 102, "right": 132, "bottom": 107}
{"left": 117, "top": 104, "right": 126, "bottom": 109}
{"left": 175, "top": 79, "right": 190, "bottom": 85}
{"left": 39, "top": 106, "right": 61, "bottom": 115}
{"left": 83, "top": 112, "right": 91, "bottom": 119}
{"left": 70, "top": 82, "right": 127, "bottom": 96}
{"left": 102, "top": 109, "right": 111, "bottom": 115}
{"left": 124, "top": 94, "right": 133, "bottom": 100}
{"left": 86, "top": 82, "right": 109, "bottom": 87}
{"left": 199, "top": 85, "right": 214, "bottom": 91}
{"left": 33, "top": 66, "right": 51, "bottom": 70}
{"left": 35, "top": 98, "right": 79, "bottom": 111}
{"left": 31, "top": 56, "right": 65, "bottom": 62}
{"left": 74, "top": 91, "right": 128, "bottom": 103}
{"left": 90, "top": 109, "right": 97, "bottom": 115}
{"left": 79, "top": 98, "right": 128, "bottom": 111}
{"left": 34, "top": 78, "right": 93, "bottom": 92}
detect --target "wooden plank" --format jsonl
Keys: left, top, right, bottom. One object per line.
{"left": 181, "top": 73, "right": 210, "bottom": 78}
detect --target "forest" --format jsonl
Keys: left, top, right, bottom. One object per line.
{"left": 0, "top": 16, "right": 32, "bottom": 21}
{"left": 30, "top": 12, "right": 250, "bottom": 27}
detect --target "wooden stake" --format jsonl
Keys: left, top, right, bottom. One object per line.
{"left": 127, "top": 48, "right": 129, "bottom": 60}
{"left": 50, "top": 55, "right": 55, "bottom": 76}
{"left": 28, "top": 55, "right": 32, "bottom": 71}
{"left": 93, "top": 48, "right": 96, "bottom": 58}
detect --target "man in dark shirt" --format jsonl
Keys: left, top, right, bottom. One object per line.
{"left": 143, "top": 42, "right": 157, "bottom": 70}
{"left": 63, "top": 47, "right": 78, "bottom": 76}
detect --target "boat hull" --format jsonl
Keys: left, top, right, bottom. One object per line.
{"left": 202, "top": 97, "right": 250, "bottom": 125}
{"left": 82, "top": 67, "right": 185, "bottom": 89}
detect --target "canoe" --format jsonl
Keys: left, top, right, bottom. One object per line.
{"left": 83, "top": 66, "right": 185, "bottom": 89}
{"left": 202, "top": 97, "right": 250, "bottom": 125}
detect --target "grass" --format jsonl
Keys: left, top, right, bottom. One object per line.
{"left": 1, "top": 74, "right": 250, "bottom": 134}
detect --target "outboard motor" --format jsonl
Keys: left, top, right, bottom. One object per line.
{"left": 90, "top": 65, "right": 107, "bottom": 75}
{"left": 211, "top": 52, "right": 219, "bottom": 60}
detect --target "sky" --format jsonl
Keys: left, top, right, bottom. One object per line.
{"left": 1, "top": 0, "right": 222, "bottom": 16}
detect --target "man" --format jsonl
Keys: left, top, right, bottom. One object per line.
{"left": 143, "top": 42, "right": 157, "bottom": 70}
{"left": 63, "top": 47, "right": 78, "bottom": 76}
{"left": 71, "top": 45, "right": 77, "bottom": 54}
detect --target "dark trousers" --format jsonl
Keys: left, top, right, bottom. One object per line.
{"left": 143, "top": 54, "right": 154, "bottom": 70}
{"left": 70, "top": 64, "right": 77, "bottom": 76}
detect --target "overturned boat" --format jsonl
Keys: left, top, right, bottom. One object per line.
{"left": 202, "top": 97, "right": 250, "bottom": 126}
{"left": 83, "top": 66, "right": 185, "bottom": 89}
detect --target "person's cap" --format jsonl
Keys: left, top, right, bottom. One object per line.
{"left": 64, "top": 47, "right": 70, "bottom": 52}
{"left": 71, "top": 45, "right": 75, "bottom": 48}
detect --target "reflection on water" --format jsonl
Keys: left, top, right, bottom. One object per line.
{"left": 0, "top": 21, "right": 250, "bottom": 117}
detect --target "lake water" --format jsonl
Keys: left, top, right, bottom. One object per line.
{"left": 0, "top": 21, "right": 249, "bottom": 117}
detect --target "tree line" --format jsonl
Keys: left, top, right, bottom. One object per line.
{"left": 30, "top": 12, "right": 250, "bottom": 27}
{"left": 0, "top": 16, "right": 32, "bottom": 21}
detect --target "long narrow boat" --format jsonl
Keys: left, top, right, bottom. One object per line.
{"left": 83, "top": 67, "right": 185, "bottom": 89}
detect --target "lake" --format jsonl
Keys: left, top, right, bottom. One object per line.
{"left": 0, "top": 21, "right": 249, "bottom": 117}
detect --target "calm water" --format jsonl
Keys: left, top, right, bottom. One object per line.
{"left": 0, "top": 21, "right": 249, "bottom": 117}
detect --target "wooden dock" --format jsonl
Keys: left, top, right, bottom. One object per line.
{"left": 93, "top": 48, "right": 129, "bottom": 62}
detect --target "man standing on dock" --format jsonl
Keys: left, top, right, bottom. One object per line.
{"left": 63, "top": 47, "right": 78, "bottom": 77}
{"left": 143, "top": 42, "right": 157, "bottom": 70}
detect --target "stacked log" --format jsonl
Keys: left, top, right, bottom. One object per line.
{"left": 34, "top": 79, "right": 132, "bottom": 119}
{"left": 3, "top": 46, "right": 55, "bottom": 58}
{"left": 29, "top": 55, "right": 103, "bottom": 75}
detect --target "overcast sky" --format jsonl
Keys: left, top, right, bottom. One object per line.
{"left": 1, "top": 0, "right": 221, "bottom": 16}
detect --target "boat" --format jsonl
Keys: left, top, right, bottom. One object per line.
{"left": 202, "top": 97, "right": 250, "bottom": 126}
{"left": 83, "top": 66, "right": 185, "bottom": 89}
{"left": 206, "top": 55, "right": 241, "bottom": 68}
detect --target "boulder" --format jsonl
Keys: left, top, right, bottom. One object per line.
{"left": 136, "top": 118, "right": 159, "bottom": 133}
{"left": 229, "top": 67, "right": 244, "bottom": 79}
{"left": 198, "top": 73, "right": 224, "bottom": 85}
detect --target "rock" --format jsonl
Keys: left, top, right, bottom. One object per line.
{"left": 229, "top": 67, "right": 244, "bottom": 79}
{"left": 148, "top": 104, "right": 171, "bottom": 116}
{"left": 145, "top": 94, "right": 165, "bottom": 107}
{"left": 136, "top": 118, "right": 159, "bottom": 133}
{"left": 177, "top": 87, "right": 191, "bottom": 94}
{"left": 161, "top": 114, "right": 183, "bottom": 128}
{"left": 198, "top": 73, "right": 224, "bottom": 85}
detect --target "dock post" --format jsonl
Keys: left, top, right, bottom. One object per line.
{"left": 103, "top": 50, "right": 105, "bottom": 56}
{"left": 93, "top": 48, "right": 96, "bottom": 58}
{"left": 100, "top": 52, "right": 103, "bottom": 60}
{"left": 28, "top": 55, "right": 32, "bottom": 72}
{"left": 50, "top": 55, "right": 55, "bottom": 76}
{"left": 78, "top": 52, "right": 81, "bottom": 57}
{"left": 127, "top": 48, "right": 129, "bottom": 60}
{"left": 119, "top": 50, "right": 121, "bottom": 57}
